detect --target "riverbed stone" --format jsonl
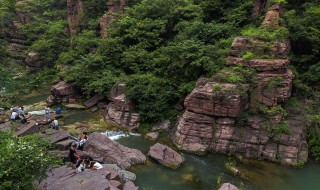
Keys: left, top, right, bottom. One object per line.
{"left": 151, "top": 120, "right": 171, "bottom": 132}
{"left": 84, "top": 132, "right": 146, "bottom": 169}
{"left": 123, "top": 181, "right": 138, "bottom": 190}
{"left": 148, "top": 143, "right": 184, "bottom": 169}
{"left": 145, "top": 132, "right": 159, "bottom": 140}
{"left": 41, "top": 129, "right": 70, "bottom": 144}
{"left": 64, "top": 103, "right": 86, "bottom": 109}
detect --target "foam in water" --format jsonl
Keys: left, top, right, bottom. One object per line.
{"left": 102, "top": 131, "right": 141, "bottom": 141}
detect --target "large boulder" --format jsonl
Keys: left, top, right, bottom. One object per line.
{"left": 84, "top": 132, "right": 146, "bottom": 169}
{"left": 48, "top": 81, "right": 79, "bottom": 106}
{"left": 148, "top": 143, "right": 184, "bottom": 169}
{"left": 41, "top": 129, "right": 70, "bottom": 144}
{"left": 104, "top": 83, "right": 140, "bottom": 130}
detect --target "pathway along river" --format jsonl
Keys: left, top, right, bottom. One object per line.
{"left": 18, "top": 91, "right": 320, "bottom": 190}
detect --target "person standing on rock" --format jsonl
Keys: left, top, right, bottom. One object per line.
{"left": 69, "top": 144, "right": 79, "bottom": 169}
{"left": 44, "top": 107, "right": 50, "bottom": 122}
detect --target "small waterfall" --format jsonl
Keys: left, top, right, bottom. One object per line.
{"left": 102, "top": 130, "right": 141, "bottom": 141}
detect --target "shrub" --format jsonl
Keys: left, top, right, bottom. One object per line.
{"left": 241, "top": 26, "right": 289, "bottom": 41}
{"left": 0, "top": 132, "right": 60, "bottom": 190}
{"left": 242, "top": 51, "right": 254, "bottom": 60}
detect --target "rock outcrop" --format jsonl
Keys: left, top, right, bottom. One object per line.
{"left": 104, "top": 83, "right": 140, "bottom": 130}
{"left": 84, "top": 132, "right": 146, "bottom": 169}
{"left": 252, "top": 0, "right": 269, "bottom": 18}
{"left": 67, "top": 0, "right": 84, "bottom": 36}
{"left": 148, "top": 143, "right": 184, "bottom": 169}
{"left": 38, "top": 165, "right": 139, "bottom": 190}
{"left": 172, "top": 3, "right": 308, "bottom": 165}
{"left": 100, "top": 0, "right": 126, "bottom": 37}
{"left": 47, "top": 81, "right": 79, "bottom": 106}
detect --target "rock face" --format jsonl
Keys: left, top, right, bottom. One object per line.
{"left": 104, "top": 83, "right": 140, "bottom": 130}
{"left": 218, "top": 183, "right": 239, "bottom": 190}
{"left": 39, "top": 165, "right": 138, "bottom": 190}
{"left": 252, "top": 0, "right": 269, "bottom": 18}
{"left": 84, "top": 132, "right": 146, "bottom": 169}
{"left": 148, "top": 143, "right": 184, "bottom": 169}
{"left": 15, "top": 1, "right": 32, "bottom": 25}
{"left": 100, "top": 0, "right": 126, "bottom": 37}
{"left": 47, "top": 81, "right": 79, "bottom": 106}
{"left": 172, "top": 3, "right": 308, "bottom": 166}
{"left": 67, "top": 0, "right": 84, "bottom": 36}
{"left": 263, "top": 3, "right": 281, "bottom": 27}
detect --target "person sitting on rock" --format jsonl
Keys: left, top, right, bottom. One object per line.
{"left": 77, "top": 132, "right": 88, "bottom": 150}
{"left": 89, "top": 161, "right": 103, "bottom": 170}
{"left": 20, "top": 113, "right": 27, "bottom": 124}
{"left": 10, "top": 110, "right": 19, "bottom": 121}
{"left": 69, "top": 144, "right": 79, "bottom": 169}
{"left": 76, "top": 159, "right": 85, "bottom": 172}
{"left": 49, "top": 119, "right": 59, "bottom": 130}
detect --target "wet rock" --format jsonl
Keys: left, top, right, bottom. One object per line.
{"left": 148, "top": 143, "right": 184, "bottom": 169}
{"left": 145, "top": 132, "right": 159, "bottom": 140}
{"left": 152, "top": 120, "right": 171, "bottom": 132}
{"left": 123, "top": 181, "right": 138, "bottom": 190}
{"left": 218, "top": 183, "right": 239, "bottom": 190}
{"left": 84, "top": 132, "right": 146, "bottom": 169}
{"left": 102, "top": 164, "right": 136, "bottom": 182}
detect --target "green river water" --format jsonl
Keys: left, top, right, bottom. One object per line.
{"left": 18, "top": 91, "right": 320, "bottom": 190}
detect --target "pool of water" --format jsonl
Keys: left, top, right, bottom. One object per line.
{"left": 117, "top": 135, "right": 320, "bottom": 190}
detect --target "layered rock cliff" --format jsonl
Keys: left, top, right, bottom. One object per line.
{"left": 172, "top": 3, "right": 308, "bottom": 165}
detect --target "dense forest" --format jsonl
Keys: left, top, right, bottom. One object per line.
{"left": 0, "top": 0, "right": 320, "bottom": 189}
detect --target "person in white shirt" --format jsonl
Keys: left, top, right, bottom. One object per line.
{"left": 44, "top": 107, "right": 51, "bottom": 121}
{"left": 50, "top": 119, "right": 59, "bottom": 129}
{"left": 10, "top": 111, "right": 19, "bottom": 121}
{"left": 89, "top": 161, "right": 103, "bottom": 170}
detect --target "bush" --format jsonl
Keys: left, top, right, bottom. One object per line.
{"left": 125, "top": 74, "right": 178, "bottom": 122}
{"left": 242, "top": 51, "right": 254, "bottom": 60}
{"left": 241, "top": 26, "right": 289, "bottom": 41}
{"left": 0, "top": 132, "right": 60, "bottom": 190}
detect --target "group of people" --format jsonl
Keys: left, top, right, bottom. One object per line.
{"left": 68, "top": 132, "right": 100, "bottom": 171}
{"left": 10, "top": 106, "right": 29, "bottom": 124}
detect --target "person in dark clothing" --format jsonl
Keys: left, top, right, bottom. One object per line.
{"left": 69, "top": 144, "right": 79, "bottom": 169}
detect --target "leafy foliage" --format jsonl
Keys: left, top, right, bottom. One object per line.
{"left": 0, "top": 132, "right": 60, "bottom": 190}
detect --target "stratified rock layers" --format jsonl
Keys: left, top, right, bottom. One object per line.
{"left": 173, "top": 3, "right": 308, "bottom": 165}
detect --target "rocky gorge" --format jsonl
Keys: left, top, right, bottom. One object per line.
{"left": 1, "top": 0, "right": 320, "bottom": 190}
